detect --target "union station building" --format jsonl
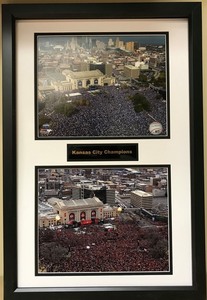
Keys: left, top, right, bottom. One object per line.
{"left": 38, "top": 196, "right": 119, "bottom": 228}
{"left": 38, "top": 68, "right": 115, "bottom": 94}
{"left": 62, "top": 69, "right": 105, "bottom": 90}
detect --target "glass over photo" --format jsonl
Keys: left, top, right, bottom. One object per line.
{"left": 36, "top": 33, "right": 169, "bottom": 139}
{"left": 37, "top": 166, "right": 171, "bottom": 274}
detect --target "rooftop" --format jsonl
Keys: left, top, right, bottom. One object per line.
{"left": 131, "top": 190, "right": 152, "bottom": 197}
{"left": 48, "top": 196, "right": 103, "bottom": 210}
{"left": 63, "top": 69, "right": 104, "bottom": 79}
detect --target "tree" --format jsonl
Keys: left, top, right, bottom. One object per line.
{"left": 139, "top": 73, "right": 148, "bottom": 83}
{"left": 38, "top": 101, "right": 46, "bottom": 112}
{"left": 151, "top": 239, "right": 168, "bottom": 259}
{"left": 151, "top": 71, "right": 166, "bottom": 88}
{"left": 39, "top": 228, "right": 55, "bottom": 243}
{"left": 130, "top": 93, "right": 151, "bottom": 113}
{"left": 39, "top": 241, "right": 69, "bottom": 272}
{"left": 54, "top": 102, "right": 78, "bottom": 116}
{"left": 54, "top": 98, "right": 90, "bottom": 117}
{"left": 39, "top": 115, "right": 51, "bottom": 129}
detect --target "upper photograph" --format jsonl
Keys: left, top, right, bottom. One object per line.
{"left": 35, "top": 33, "right": 169, "bottom": 139}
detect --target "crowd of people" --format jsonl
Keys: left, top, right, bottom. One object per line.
{"left": 39, "top": 218, "right": 169, "bottom": 273}
{"left": 38, "top": 85, "right": 167, "bottom": 138}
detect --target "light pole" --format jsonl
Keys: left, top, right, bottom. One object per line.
{"left": 117, "top": 206, "right": 122, "bottom": 217}
{"left": 55, "top": 215, "right": 61, "bottom": 226}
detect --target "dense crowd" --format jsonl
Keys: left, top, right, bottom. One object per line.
{"left": 38, "top": 85, "right": 167, "bottom": 137}
{"left": 39, "top": 219, "right": 169, "bottom": 273}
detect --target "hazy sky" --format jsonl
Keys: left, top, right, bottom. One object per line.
{"left": 37, "top": 34, "right": 166, "bottom": 46}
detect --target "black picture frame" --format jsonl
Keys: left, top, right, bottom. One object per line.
{"left": 2, "top": 2, "right": 205, "bottom": 300}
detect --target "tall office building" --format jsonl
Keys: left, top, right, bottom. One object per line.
{"left": 130, "top": 190, "right": 153, "bottom": 209}
{"left": 90, "top": 62, "right": 112, "bottom": 77}
{"left": 124, "top": 65, "right": 140, "bottom": 78}
{"left": 125, "top": 41, "right": 135, "bottom": 52}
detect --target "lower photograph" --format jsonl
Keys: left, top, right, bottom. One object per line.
{"left": 36, "top": 165, "right": 171, "bottom": 275}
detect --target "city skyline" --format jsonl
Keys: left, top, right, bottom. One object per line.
{"left": 37, "top": 34, "right": 166, "bottom": 47}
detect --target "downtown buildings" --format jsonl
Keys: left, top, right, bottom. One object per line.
{"left": 38, "top": 167, "right": 169, "bottom": 228}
